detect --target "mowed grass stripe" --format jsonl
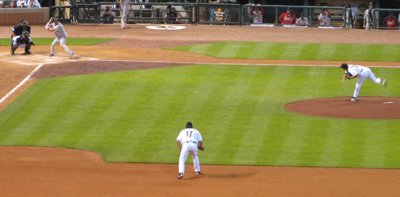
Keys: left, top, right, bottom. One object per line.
{"left": 211, "top": 66, "right": 263, "bottom": 164}
{"left": 56, "top": 74, "right": 124, "bottom": 148}
{"left": 362, "top": 123, "right": 386, "bottom": 168}
{"left": 274, "top": 67, "right": 320, "bottom": 165}
{"left": 128, "top": 66, "right": 204, "bottom": 162}
{"left": 280, "top": 43, "right": 306, "bottom": 60}
{"left": 298, "top": 44, "right": 321, "bottom": 62}
{"left": 216, "top": 42, "right": 244, "bottom": 58}
{"left": 97, "top": 70, "right": 170, "bottom": 162}
{"left": 37, "top": 75, "right": 105, "bottom": 146}
{"left": 172, "top": 42, "right": 400, "bottom": 62}
{"left": 81, "top": 69, "right": 175, "bottom": 155}
{"left": 248, "top": 43, "right": 273, "bottom": 59}
{"left": 232, "top": 66, "right": 275, "bottom": 164}
{"left": 254, "top": 67, "right": 294, "bottom": 165}
{"left": 190, "top": 66, "right": 245, "bottom": 164}
{"left": 0, "top": 78, "right": 79, "bottom": 145}
{"left": 148, "top": 66, "right": 222, "bottom": 162}
{"left": 18, "top": 77, "right": 93, "bottom": 145}
{"left": 340, "top": 121, "right": 368, "bottom": 168}
{"left": 384, "top": 121, "right": 400, "bottom": 168}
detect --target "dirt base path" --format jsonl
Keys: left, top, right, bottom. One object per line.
{"left": 0, "top": 25, "right": 400, "bottom": 196}
{"left": 1, "top": 146, "right": 400, "bottom": 197}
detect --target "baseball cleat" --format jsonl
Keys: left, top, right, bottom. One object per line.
{"left": 49, "top": 53, "right": 54, "bottom": 57}
{"left": 350, "top": 97, "right": 358, "bottom": 102}
{"left": 69, "top": 52, "right": 74, "bottom": 59}
{"left": 195, "top": 171, "right": 202, "bottom": 176}
{"left": 177, "top": 173, "right": 183, "bottom": 179}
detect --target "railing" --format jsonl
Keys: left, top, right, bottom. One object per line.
{"left": 49, "top": 3, "right": 400, "bottom": 30}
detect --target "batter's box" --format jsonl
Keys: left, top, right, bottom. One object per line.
{"left": 0, "top": 52, "right": 97, "bottom": 66}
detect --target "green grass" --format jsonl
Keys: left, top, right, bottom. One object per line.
{"left": 0, "top": 38, "right": 114, "bottom": 46}
{"left": 172, "top": 42, "right": 400, "bottom": 62}
{"left": 0, "top": 65, "right": 399, "bottom": 168}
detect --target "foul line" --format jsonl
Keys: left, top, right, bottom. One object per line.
{"left": 0, "top": 63, "right": 44, "bottom": 105}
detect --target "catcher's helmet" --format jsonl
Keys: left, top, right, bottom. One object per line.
{"left": 186, "top": 122, "right": 193, "bottom": 128}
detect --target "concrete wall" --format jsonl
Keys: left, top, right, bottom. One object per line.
{"left": 0, "top": 7, "right": 50, "bottom": 25}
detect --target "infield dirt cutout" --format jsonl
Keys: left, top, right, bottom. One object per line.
{"left": 286, "top": 97, "right": 400, "bottom": 119}
{"left": 1, "top": 25, "right": 400, "bottom": 196}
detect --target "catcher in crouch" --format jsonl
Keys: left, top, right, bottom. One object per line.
{"left": 45, "top": 17, "right": 74, "bottom": 58}
{"left": 340, "top": 63, "right": 387, "bottom": 102}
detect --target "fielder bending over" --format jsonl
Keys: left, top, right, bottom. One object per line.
{"left": 45, "top": 17, "right": 74, "bottom": 58}
{"left": 176, "top": 121, "right": 204, "bottom": 179}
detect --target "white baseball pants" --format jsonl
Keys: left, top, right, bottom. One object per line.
{"left": 121, "top": 2, "right": 129, "bottom": 28}
{"left": 178, "top": 141, "right": 200, "bottom": 174}
{"left": 353, "top": 67, "right": 382, "bottom": 98}
{"left": 51, "top": 36, "right": 73, "bottom": 56}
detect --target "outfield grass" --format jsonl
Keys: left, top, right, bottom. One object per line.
{"left": 0, "top": 65, "right": 399, "bottom": 168}
{"left": 0, "top": 38, "right": 113, "bottom": 46}
{"left": 172, "top": 42, "right": 400, "bottom": 62}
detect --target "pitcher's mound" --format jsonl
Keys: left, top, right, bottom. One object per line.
{"left": 286, "top": 97, "right": 400, "bottom": 119}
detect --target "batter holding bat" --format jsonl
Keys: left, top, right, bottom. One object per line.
{"left": 340, "top": 63, "right": 387, "bottom": 102}
{"left": 45, "top": 17, "right": 74, "bottom": 58}
{"left": 176, "top": 121, "right": 204, "bottom": 179}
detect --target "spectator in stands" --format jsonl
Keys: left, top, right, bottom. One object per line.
{"left": 165, "top": 4, "right": 178, "bottom": 24}
{"left": 344, "top": 4, "right": 353, "bottom": 29}
{"left": 279, "top": 8, "right": 296, "bottom": 25}
{"left": 8, "top": 0, "right": 17, "bottom": 8}
{"left": 363, "top": 2, "right": 375, "bottom": 30}
{"left": 0, "top": 1, "right": 4, "bottom": 8}
{"left": 100, "top": 6, "right": 116, "bottom": 24}
{"left": 209, "top": 0, "right": 220, "bottom": 22}
{"left": 119, "top": 0, "right": 130, "bottom": 29}
{"left": 318, "top": 8, "right": 331, "bottom": 26}
{"left": 27, "top": 0, "right": 40, "bottom": 8}
{"left": 295, "top": 12, "right": 309, "bottom": 26}
{"left": 398, "top": 13, "right": 400, "bottom": 30}
{"left": 16, "top": 0, "right": 26, "bottom": 8}
{"left": 250, "top": 5, "right": 264, "bottom": 24}
{"left": 384, "top": 11, "right": 397, "bottom": 30}
{"left": 351, "top": 4, "right": 359, "bottom": 26}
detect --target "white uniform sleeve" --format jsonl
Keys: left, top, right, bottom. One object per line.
{"left": 176, "top": 130, "right": 184, "bottom": 142}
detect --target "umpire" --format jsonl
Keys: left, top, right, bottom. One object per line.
{"left": 11, "top": 20, "right": 31, "bottom": 37}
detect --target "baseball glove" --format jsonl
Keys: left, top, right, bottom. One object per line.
{"left": 198, "top": 145, "right": 204, "bottom": 151}
{"left": 344, "top": 71, "right": 352, "bottom": 80}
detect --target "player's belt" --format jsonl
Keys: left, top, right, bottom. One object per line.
{"left": 185, "top": 141, "right": 197, "bottom": 144}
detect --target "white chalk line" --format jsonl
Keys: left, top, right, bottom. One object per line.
{"left": 0, "top": 63, "right": 44, "bottom": 105}
{"left": 92, "top": 59, "right": 400, "bottom": 68}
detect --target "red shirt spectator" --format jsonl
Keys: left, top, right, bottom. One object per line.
{"left": 279, "top": 8, "right": 296, "bottom": 25}
{"left": 384, "top": 12, "right": 397, "bottom": 30}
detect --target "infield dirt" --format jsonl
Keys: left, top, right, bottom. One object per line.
{"left": 0, "top": 24, "right": 399, "bottom": 196}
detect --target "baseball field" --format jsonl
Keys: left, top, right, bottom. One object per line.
{"left": 0, "top": 25, "right": 400, "bottom": 196}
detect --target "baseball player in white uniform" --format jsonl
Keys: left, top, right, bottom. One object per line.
{"left": 45, "top": 17, "right": 74, "bottom": 58}
{"left": 120, "top": 0, "right": 130, "bottom": 29}
{"left": 340, "top": 63, "right": 387, "bottom": 102}
{"left": 176, "top": 121, "right": 204, "bottom": 179}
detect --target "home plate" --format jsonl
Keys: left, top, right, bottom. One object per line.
{"left": 383, "top": 101, "right": 394, "bottom": 104}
